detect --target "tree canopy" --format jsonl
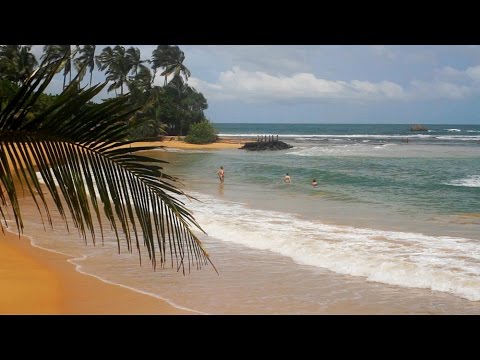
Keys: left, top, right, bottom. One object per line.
{"left": 0, "top": 48, "right": 216, "bottom": 273}
{"left": 0, "top": 44, "right": 211, "bottom": 141}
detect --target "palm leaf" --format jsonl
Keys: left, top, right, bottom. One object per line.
{"left": 0, "top": 57, "right": 215, "bottom": 273}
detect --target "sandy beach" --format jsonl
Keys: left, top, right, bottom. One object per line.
{"left": 131, "top": 136, "right": 247, "bottom": 150}
{"left": 2, "top": 132, "right": 480, "bottom": 314}
{"left": 0, "top": 230, "right": 191, "bottom": 314}
{"left": 0, "top": 137, "right": 244, "bottom": 315}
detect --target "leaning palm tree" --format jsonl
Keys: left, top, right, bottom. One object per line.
{"left": 151, "top": 45, "right": 191, "bottom": 86}
{"left": 74, "top": 45, "right": 95, "bottom": 88}
{"left": 75, "top": 45, "right": 96, "bottom": 87}
{"left": 0, "top": 56, "right": 214, "bottom": 273}
{"left": 41, "top": 45, "right": 75, "bottom": 89}
{"left": 126, "top": 46, "right": 147, "bottom": 77}
{"left": 95, "top": 46, "right": 114, "bottom": 72}
{"left": 97, "top": 46, "right": 132, "bottom": 96}
{"left": 128, "top": 64, "right": 152, "bottom": 100}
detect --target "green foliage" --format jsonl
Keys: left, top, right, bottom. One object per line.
{"left": 0, "top": 57, "right": 214, "bottom": 273}
{"left": 151, "top": 45, "right": 191, "bottom": 85}
{"left": 0, "top": 79, "right": 19, "bottom": 110}
{"left": 75, "top": 45, "right": 96, "bottom": 87}
{"left": 0, "top": 44, "right": 213, "bottom": 139}
{"left": 185, "top": 120, "right": 218, "bottom": 144}
{"left": 0, "top": 45, "right": 37, "bottom": 85}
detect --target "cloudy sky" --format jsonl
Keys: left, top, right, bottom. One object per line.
{"left": 31, "top": 45, "right": 480, "bottom": 124}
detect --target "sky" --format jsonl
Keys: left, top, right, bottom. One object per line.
{"left": 30, "top": 45, "right": 480, "bottom": 124}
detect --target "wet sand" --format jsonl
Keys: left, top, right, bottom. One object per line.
{"left": 0, "top": 230, "right": 191, "bottom": 314}
{"left": 0, "top": 137, "right": 231, "bottom": 315}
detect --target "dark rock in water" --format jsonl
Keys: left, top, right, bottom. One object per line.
{"left": 240, "top": 140, "right": 293, "bottom": 151}
{"left": 410, "top": 124, "right": 428, "bottom": 131}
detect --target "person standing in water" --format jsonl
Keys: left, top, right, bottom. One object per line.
{"left": 284, "top": 173, "right": 292, "bottom": 183}
{"left": 312, "top": 179, "right": 318, "bottom": 187}
{"left": 217, "top": 166, "right": 225, "bottom": 184}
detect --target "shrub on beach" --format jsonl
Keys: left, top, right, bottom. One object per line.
{"left": 185, "top": 120, "right": 218, "bottom": 144}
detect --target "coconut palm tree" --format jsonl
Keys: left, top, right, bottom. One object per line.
{"left": 126, "top": 47, "right": 147, "bottom": 77}
{"left": 129, "top": 64, "right": 152, "bottom": 95}
{"left": 0, "top": 56, "right": 213, "bottom": 273}
{"left": 0, "top": 45, "right": 38, "bottom": 85}
{"left": 97, "top": 46, "right": 132, "bottom": 96}
{"left": 151, "top": 45, "right": 191, "bottom": 86}
{"left": 95, "top": 46, "right": 114, "bottom": 72}
{"left": 75, "top": 45, "right": 96, "bottom": 87}
{"left": 41, "top": 45, "right": 75, "bottom": 89}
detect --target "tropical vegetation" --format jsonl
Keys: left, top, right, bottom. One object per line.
{"left": 0, "top": 44, "right": 212, "bottom": 141}
{"left": 185, "top": 120, "right": 218, "bottom": 144}
{"left": 0, "top": 46, "right": 216, "bottom": 272}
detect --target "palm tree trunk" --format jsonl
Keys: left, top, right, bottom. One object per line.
{"left": 63, "top": 74, "right": 66, "bottom": 89}
{"left": 89, "top": 71, "right": 93, "bottom": 88}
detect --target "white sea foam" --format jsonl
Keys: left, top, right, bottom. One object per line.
{"left": 445, "top": 128, "right": 462, "bottom": 132}
{"left": 186, "top": 191, "right": 480, "bottom": 301}
{"left": 285, "top": 143, "right": 398, "bottom": 157}
{"left": 220, "top": 133, "right": 480, "bottom": 141}
{"left": 435, "top": 136, "right": 480, "bottom": 141}
{"left": 445, "top": 175, "right": 480, "bottom": 188}
{"left": 31, "top": 163, "right": 480, "bottom": 304}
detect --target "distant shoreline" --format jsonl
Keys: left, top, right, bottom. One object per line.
{"left": 131, "top": 136, "right": 250, "bottom": 151}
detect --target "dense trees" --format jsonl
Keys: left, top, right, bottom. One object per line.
{"left": 0, "top": 45, "right": 37, "bottom": 85}
{"left": 0, "top": 45, "right": 210, "bottom": 140}
{"left": 0, "top": 56, "right": 212, "bottom": 271}
{"left": 185, "top": 120, "right": 218, "bottom": 144}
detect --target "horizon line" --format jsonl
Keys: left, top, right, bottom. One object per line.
{"left": 211, "top": 122, "right": 480, "bottom": 125}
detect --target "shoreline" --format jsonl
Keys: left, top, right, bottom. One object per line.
{"left": 0, "top": 136, "right": 239, "bottom": 315}
{"left": 2, "top": 135, "right": 480, "bottom": 313}
{"left": 0, "top": 229, "right": 193, "bottom": 315}
{"left": 130, "top": 136, "right": 248, "bottom": 151}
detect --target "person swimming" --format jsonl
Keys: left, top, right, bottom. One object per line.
{"left": 312, "top": 179, "right": 318, "bottom": 187}
{"left": 284, "top": 173, "right": 291, "bottom": 183}
{"left": 217, "top": 166, "right": 225, "bottom": 184}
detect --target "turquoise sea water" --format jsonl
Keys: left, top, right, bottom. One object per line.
{"left": 16, "top": 123, "right": 480, "bottom": 314}
{"left": 189, "top": 123, "right": 480, "bottom": 218}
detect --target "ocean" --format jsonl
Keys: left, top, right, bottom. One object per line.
{"left": 14, "top": 123, "right": 480, "bottom": 313}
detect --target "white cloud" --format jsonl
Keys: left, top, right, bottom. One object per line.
{"left": 466, "top": 65, "right": 480, "bottom": 81}
{"left": 437, "top": 66, "right": 465, "bottom": 77}
{"left": 189, "top": 66, "right": 407, "bottom": 103}
{"left": 189, "top": 66, "right": 480, "bottom": 104}
{"left": 410, "top": 80, "right": 472, "bottom": 99}
{"left": 197, "top": 45, "right": 314, "bottom": 74}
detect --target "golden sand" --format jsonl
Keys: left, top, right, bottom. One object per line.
{"left": 0, "top": 230, "right": 191, "bottom": 314}
{"left": 130, "top": 136, "right": 247, "bottom": 151}
{"left": 0, "top": 136, "right": 245, "bottom": 314}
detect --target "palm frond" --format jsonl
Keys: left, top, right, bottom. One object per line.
{"left": 0, "top": 57, "right": 215, "bottom": 273}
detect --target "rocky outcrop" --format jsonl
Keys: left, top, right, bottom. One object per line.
{"left": 410, "top": 124, "right": 428, "bottom": 131}
{"left": 240, "top": 140, "right": 293, "bottom": 151}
